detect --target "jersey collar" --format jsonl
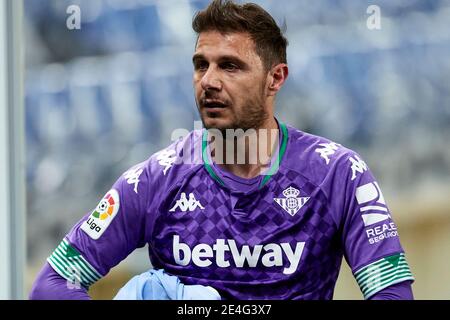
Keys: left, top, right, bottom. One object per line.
{"left": 202, "top": 121, "right": 289, "bottom": 190}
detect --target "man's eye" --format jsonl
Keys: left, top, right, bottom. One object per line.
{"left": 194, "top": 62, "right": 208, "bottom": 70}
{"left": 222, "top": 63, "right": 238, "bottom": 71}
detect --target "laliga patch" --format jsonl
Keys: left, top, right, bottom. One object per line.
{"left": 81, "top": 189, "right": 120, "bottom": 240}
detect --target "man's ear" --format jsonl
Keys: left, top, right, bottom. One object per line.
{"left": 267, "top": 63, "right": 289, "bottom": 96}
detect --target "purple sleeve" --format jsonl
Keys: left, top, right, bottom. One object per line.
{"left": 323, "top": 150, "right": 414, "bottom": 299}
{"left": 369, "top": 280, "right": 414, "bottom": 300}
{"left": 29, "top": 262, "right": 90, "bottom": 300}
{"left": 36, "top": 160, "right": 152, "bottom": 297}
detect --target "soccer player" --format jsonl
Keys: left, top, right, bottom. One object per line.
{"left": 30, "top": 0, "right": 414, "bottom": 300}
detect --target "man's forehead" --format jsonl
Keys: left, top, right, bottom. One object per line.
{"left": 194, "top": 30, "right": 257, "bottom": 56}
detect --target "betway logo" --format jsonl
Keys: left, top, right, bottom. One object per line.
{"left": 173, "top": 235, "right": 305, "bottom": 275}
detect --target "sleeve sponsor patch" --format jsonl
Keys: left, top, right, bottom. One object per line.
{"left": 47, "top": 238, "right": 102, "bottom": 289}
{"left": 81, "top": 189, "right": 120, "bottom": 240}
{"left": 354, "top": 181, "right": 398, "bottom": 244}
{"left": 354, "top": 253, "right": 415, "bottom": 299}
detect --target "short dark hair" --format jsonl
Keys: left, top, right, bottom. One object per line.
{"left": 192, "top": 0, "right": 288, "bottom": 71}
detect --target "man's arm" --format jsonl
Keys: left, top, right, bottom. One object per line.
{"left": 29, "top": 262, "right": 90, "bottom": 300}
{"left": 322, "top": 148, "right": 414, "bottom": 299}
{"left": 29, "top": 160, "right": 151, "bottom": 299}
{"left": 369, "top": 281, "right": 414, "bottom": 300}
{"left": 338, "top": 152, "right": 415, "bottom": 299}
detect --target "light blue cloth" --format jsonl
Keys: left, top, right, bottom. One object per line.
{"left": 113, "top": 269, "right": 221, "bottom": 300}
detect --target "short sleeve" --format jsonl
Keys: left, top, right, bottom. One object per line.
{"left": 46, "top": 160, "right": 150, "bottom": 289}
{"left": 327, "top": 151, "right": 414, "bottom": 299}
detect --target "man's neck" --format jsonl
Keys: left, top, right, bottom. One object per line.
{"left": 210, "top": 117, "right": 280, "bottom": 179}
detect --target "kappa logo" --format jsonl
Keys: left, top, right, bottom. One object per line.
{"left": 315, "top": 142, "right": 340, "bottom": 165}
{"left": 123, "top": 165, "right": 144, "bottom": 194}
{"left": 274, "top": 186, "right": 310, "bottom": 216}
{"left": 170, "top": 192, "right": 205, "bottom": 212}
{"left": 355, "top": 181, "right": 391, "bottom": 226}
{"left": 156, "top": 149, "right": 177, "bottom": 175}
{"left": 81, "top": 189, "right": 120, "bottom": 240}
{"left": 349, "top": 155, "right": 368, "bottom": 181}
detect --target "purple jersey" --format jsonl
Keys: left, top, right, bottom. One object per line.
{"left": 47, "top": 121, "right": 414, "bottom": 299}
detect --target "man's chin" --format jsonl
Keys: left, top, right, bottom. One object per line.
{"left": 201, "top": 117, "right": 235, "bottom": 131}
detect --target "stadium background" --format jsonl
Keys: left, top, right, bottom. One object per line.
{"left": 23, "top": 0, "right": 450, "bottom": 299}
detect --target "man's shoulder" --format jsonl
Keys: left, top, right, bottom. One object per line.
{"left": 128, "top": 129, "right": 204, "bottom": 186}
{"left": 283, "top": 124, "right": 363, "bottom": 183}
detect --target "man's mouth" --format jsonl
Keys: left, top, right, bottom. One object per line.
{"left": 202, "top": 100, "right": 228, "bottom": 111}
{"left": 203, "top": 100, "right": 227, "bottom": 108}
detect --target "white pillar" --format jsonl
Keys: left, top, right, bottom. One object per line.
{"left": 0, "top": 0, "right": 25, "bottom": 299}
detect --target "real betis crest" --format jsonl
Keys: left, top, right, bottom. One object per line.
{"left": 274, "top": 186, "right": 310, "bottom": 216}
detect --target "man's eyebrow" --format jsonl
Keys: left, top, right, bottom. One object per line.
{"left": 192, "top": 54, "right": 249, "bottom": 68}
{"left": 218, "top": 55, "right": 247, "bottom": 67}
{"left": 192, "top": 54, "right": 205, "bottom": 64}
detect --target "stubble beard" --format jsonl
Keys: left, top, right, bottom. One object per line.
{"left": 198, "top": 87, "right": 269, "bottom": 135}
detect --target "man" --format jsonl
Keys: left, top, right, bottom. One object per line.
{"left": 30, "top": 0, "right": 414, "bottom": 300}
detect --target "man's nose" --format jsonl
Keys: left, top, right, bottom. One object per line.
{"left": 201, "top": 67, "right": 222, "bottom": 91}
